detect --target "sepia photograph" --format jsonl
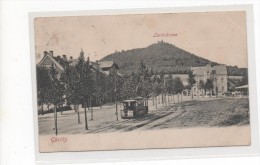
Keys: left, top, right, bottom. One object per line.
{"left": 33, "top": 10, "right": 251, "bottom": 152}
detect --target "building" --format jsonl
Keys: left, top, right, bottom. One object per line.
{"left": 37, "top": 51, "right": 69, "bottom": 79}
{"left": 98, "top": 61, "right": 119, "bottom": 75}
{"left": 37, "top": 50, "right": 107, "bottom": 78}
{"left": 191, "top": 64, "right": 227, "bottom": 95}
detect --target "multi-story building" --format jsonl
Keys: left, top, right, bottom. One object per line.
{"left": 191, "top": 64, "right": 227, "bottom": 96}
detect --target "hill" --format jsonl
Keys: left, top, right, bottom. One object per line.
{"left": 100, "top": 41, "right": 246, "bottom": 76}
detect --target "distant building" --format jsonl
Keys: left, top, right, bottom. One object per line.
{"left": 191, "top": 64, "right": 228, "bottom": 95}
{"left": 98, "top": 61, "right": 120, "bottom": 75}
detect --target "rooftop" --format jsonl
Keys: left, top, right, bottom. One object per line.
{"left": 38, "top": 51, "right": 105, "bottom": 74}
{"left": 192, "top": 64, "right": 227, "bottom": 76}
{"left": 99, "top": 61, "right": 119, "bottom": 69}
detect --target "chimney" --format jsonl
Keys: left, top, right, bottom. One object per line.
{"left": 43, "top": 51, "right": 48, "bottom": 57}
{"left": 62, "top": 55, "right": 67, "bottom": 61}
{"left": 49, "top": 51, "right": 53, "bottom": 57}
{"left": 57, "top": 55, "right": 61, "bottom": 59}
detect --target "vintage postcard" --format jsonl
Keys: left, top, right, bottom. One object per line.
{"left": 32, "top": 9, "right": 252, "bottom": 152}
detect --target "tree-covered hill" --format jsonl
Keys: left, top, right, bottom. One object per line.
{"left": 100, "top": 41, "right": 247, "bottom": 76}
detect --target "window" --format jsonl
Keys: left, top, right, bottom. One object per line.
{"left": 222, "top": 86, "right": 224, "bottom": 91}
{"left": 212, "top": 70, "right": 216, "bottom": 74}
{"left": 194, "top": 88, "right": 196, "bottom": 92}
{"left": 221, "top": 78, "right": 224, "bottom": 83}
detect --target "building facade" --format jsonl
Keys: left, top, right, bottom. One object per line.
{"left": 191, "top": 64, "right": 228, "bottom": 96}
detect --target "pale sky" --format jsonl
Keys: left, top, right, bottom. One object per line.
{"left": 34, "top": 11, "right": 248, "bottom": 68}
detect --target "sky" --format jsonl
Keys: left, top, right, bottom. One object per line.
{"left": 34, "top": 11, "right": 248, "bottom": 68}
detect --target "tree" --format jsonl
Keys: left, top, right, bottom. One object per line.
{"left": 198, "top": 80, "right": 206, "bottom": 97}
{"left": 165, "top": 74, "right": 174, "bottom": 105}
{"left": 93, "top": 68, "right": 106, "bottom": 109}
{"left": 36, "top": 66, "right": 52, "bottom": 115}
{"left": 120, "top": 74, "right": 136, "bottom": 100}
{"left": 205, "top": 79, "right": 214, "bottom": 97}
{"left": 240, "top": 75, "right": 248, "bottom": 86}
{"left": 119, "top": 61, "right": 153, "bottom": 108}
{"left": 135, "top": 61, "right": 152, "bottom": 105}
{"left": 187, "top": 70, "right": 196, "bottom": 99}
{"left": 86, "top": 58, "right": 95, "bottom": 121}
{"left": 37, "top": 64, "right": 65, "bottom": 135}
{"left": 173, "top": 77, "right": 184, "bottom": 103}
{"left": 153, "top": 76, "right": 162, "bottom": 107}
{"left": 49, "top": 64, "right": 65, "bottom": 135}
{"left": 159, "top": 70, "right": 166, "bottom": 106}
{"left": 61, "top": 65, "right": 82, "bottom": 124}
{"left": 106, "top": 63, "right": 121, "bottom": 121}
{"left": 75, "top": 50, "right": 94, "bottom": 130}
